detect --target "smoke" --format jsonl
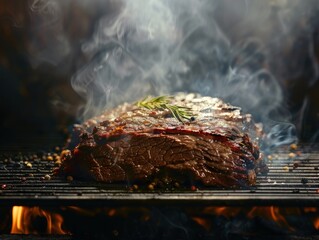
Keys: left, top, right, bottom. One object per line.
{"left": 71, "top": 0, "right": 298, "bottom": 146}
{"left": 27, "top": 0, "right": 319, "bottom": 145}
{"left": 27, "top": 0, "right": 71, "bottom": 67}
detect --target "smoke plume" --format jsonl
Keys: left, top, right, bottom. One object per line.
{"left": 29, "top": 0, "right": 319, "bottom": 146}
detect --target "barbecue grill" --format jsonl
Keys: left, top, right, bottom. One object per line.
{"left": 2, "top": 0, "right": 319, "bottom": 239}
{"left": 1, "top": 145, "right": 319, "bottom": 239}
{"left": 0, "top": 145, "right": 318, "bottom": 207}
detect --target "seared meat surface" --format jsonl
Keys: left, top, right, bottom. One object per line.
{"left": 59, "top": 93, "right": 265, "bottom": 187}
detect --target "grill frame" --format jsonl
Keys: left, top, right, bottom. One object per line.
{"left": 1, "top": 146, "right": 319, "bottom": 207}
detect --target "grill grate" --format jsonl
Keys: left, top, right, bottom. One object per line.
{"left": 0, "top": 146, "right": 319, "bottom": 206}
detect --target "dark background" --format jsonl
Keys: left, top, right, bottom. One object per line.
{"left": 1, "top": 0, "right": 319, "bottom": 147}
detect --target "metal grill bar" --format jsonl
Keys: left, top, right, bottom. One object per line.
{"left": 0, "top": 148, "right": 319, "bottom": 206}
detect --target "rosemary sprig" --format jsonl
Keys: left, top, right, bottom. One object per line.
{"left": 136, "top": 96, "right": 194, "bottom": 123}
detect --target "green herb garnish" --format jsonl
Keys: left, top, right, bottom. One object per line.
{"left": 136, "top": 96, "right": 194, "bottom": 123}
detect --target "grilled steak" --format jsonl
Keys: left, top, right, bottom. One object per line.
{"left": 59, "top": 93, "right": 266, "bottom": 187}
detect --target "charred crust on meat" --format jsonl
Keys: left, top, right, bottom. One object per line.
{"left": 59, "top": 93, "right": 267, "bottom": 188}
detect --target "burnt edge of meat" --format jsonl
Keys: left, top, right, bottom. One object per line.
{"left": 58, "top": 94, "right": 267, "bottom": 188}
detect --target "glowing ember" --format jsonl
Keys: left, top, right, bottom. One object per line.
{"left": 108, "top": 209, "right": 116, "bottom": 217}
{"left": 11, "top": 206, "right": 68, "bottom": 234}
{"left": 202, "top": 206, "right": 241, "bottom": 218}
{"left": 192, "top": 217, "right": 211, "bottom": 231}
{"left": 189, "top": 206, "right": 319, "bottom": 234}
{"left": 314, "top": 218, "right": 319, "bottom": 230}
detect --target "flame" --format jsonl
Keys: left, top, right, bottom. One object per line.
{"left": 314, "top": 218, "right": 319, "bottom": 230}
{"left": 11, "top": 206, "right": 68, "bottom": 234}
{"left": 196, "top": 206, "right": 299, "bottom": 231}
{"left": 8, "top": 206, "right": 319, "bottom": 235}
{"left": 192, "top": 217, "right": 211, "bottom": 231}
{"left": 202, "top": 206, "right": 241, "bottom": 218}
{"left": 304, "top": 207, "right": 317, "bottom": 213}
{"left": 247, "top": 207, "right": 294, "bottom": 231}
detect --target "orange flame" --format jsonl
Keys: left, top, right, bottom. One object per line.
{"left": 314, "top": 218, "right": 319, "bottom": 230}
{"left": 192, "top": 217, "right": 211, "bottom": 231}
{"left": 11, "top": 206, "right": 68, "bottom": 234}
{"left": 202, "top": 206, "right": 241, "bottom": 218}
{"left": 304, "top": 207, "right": 317, "bottom": 213}
{"left": 8, "top": 206, "right": 319, "bottom": 235}
{"left": 195, "top": 206, "right": 300, "bottom": 231}
{"left": 247, "top": 207, "right": 294, "bottom": 231}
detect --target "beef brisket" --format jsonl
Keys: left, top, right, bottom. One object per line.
{"left": 59, "top": 93, "right": 266, "bottom": 187}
